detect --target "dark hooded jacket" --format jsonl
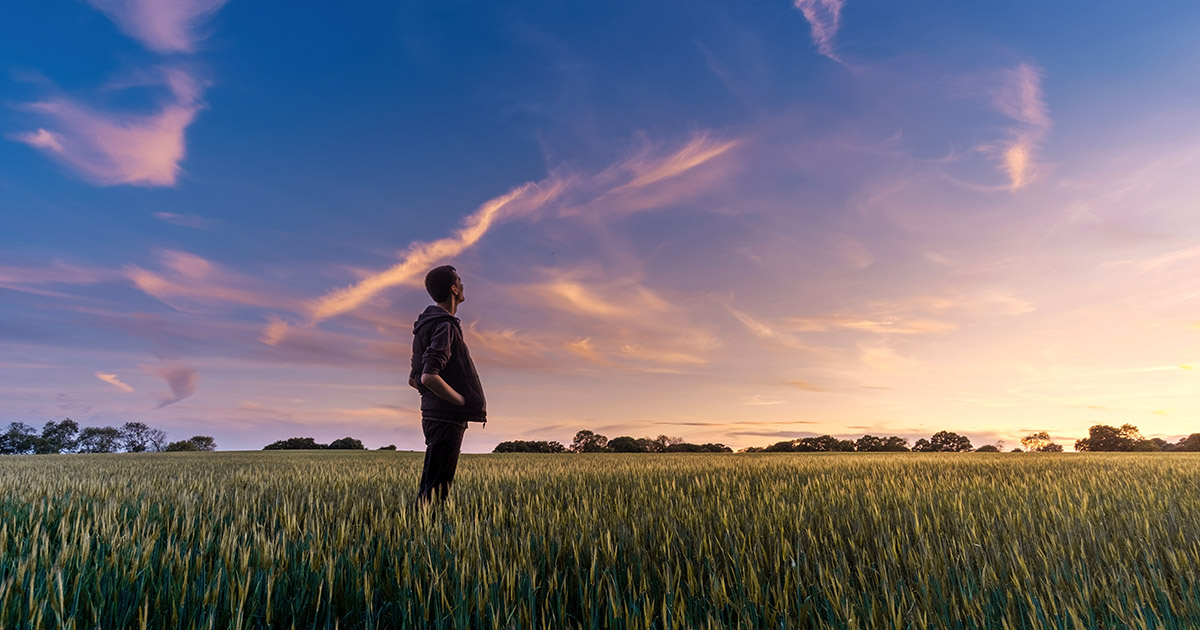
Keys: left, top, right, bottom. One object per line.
{"left": 411, "top": 305, "right": 486, "bottom": 424}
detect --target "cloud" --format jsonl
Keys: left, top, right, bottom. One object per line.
{"left": 12, "top": 69, "right": 204, "bottom": 187}
{"left": 142, "top": 362, "right": 197, "bottom": 408}
{"left": 986, "top": 63, "right": 1050, "bottom": 190}
{"left": 84, "top": 0, "right": 229, "bottom": 53}
{"left": 95, "top": 372, "right": 134, "bottom": 393}
{"left": 307, "top": 177, "right": 571, "bottom": 324}
{"left": 153, "top": 212, "right": 219, "bottom": 229}
{"left": 793, "top": 0, "right": 845, "bottom": 63}
{"left": 126, "top": 250, "right": 295, "bottom": 312}
{"left": 0, "top": 261, "right": 120, "bottom": 296}
{"left": 303, "top": 132, "right": 739, "bottom": 330}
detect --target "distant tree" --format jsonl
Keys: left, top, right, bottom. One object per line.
{"left": 148, "top": 428, "right": 168, "bottom": 452}
{"left": 974, "top": 444, "right": 1000, "bottom": 453}
{"left": 77, "top": 426, "right": 123, "bottom": 453}
{"left": 165, "top": 440, "right": 200, "bottom": 452}
{"left": 881, "top": 436, "right": 910, "bottom": 452}
{"left": 37, "top": 419, "right": 80, "bottom": 454}
{"left": 856, "top": 435, "right": 883, "bottom": 452}
{"left": 329, "top": 437, "right": 361, "bottom": 450}
{"left": 1130, "top": 439, "right": 1161, "bottom": 452}
{"left": 570, "top": 430, "right": 609, "bottom": 453}
{"left": 608, "top": 436, "right": 647, "bottom": 453}
{"left": 0, "top": 422, "right": 39, "bottom": 455}
{"left": 635, "top": 438, "right": 662, "bottom": 452}
{"left": 699, "top": 443, "right": 733, "bottom": 453}
{"left": 327, "top": 437, "right": 366, "bottom": 450}
{"left": 1075, "top": 424, "right": 1141, "bottom": 452}
{"left": 120, "top": 422, "right": 155, "bottom": 453}
{"left": 665, "top": 442, "right": 704, "bottom": 453}
{"left": 930, "top": 431, "right": 973, "bottom": 453}
{"left": 912, "top": 438, "right": 934, "bottom": 453}
{"left": 264, "top": 437, "right": 327, "bottom": 450}
{"left": 764, "top": 440, "right": 796, "bottom": 453}
{"left": 378, "top": 444, "right": 397, "bottom": 451}
{"left": 493, "top": 440, "right": 567, "bottom": 453}
{"left": 1010, "top": 448, "right": 1024, "bottom": 453}
{"left": 654, "top": 435, "right": 683, "bottom": 451}
{"left": 1021, "top": 431, "right": 1051, "bottom": 452}
{"left": 1039, "top": 443, "right": 1063, "bottom": 452}
{"left": 741, "top": 446, "right": 764, "bottom": 453}
{"left": 189, "top": 436, "right": 217, "bottom": 452}
{"left": 1174, "top": 434, "right": 1200, "bottom": 452}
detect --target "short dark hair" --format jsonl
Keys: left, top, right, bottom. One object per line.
{"left": 425, "top": 265, "right": 459, "bottom": 302}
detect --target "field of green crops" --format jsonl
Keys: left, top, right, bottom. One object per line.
{"left": 1, "top": 451, "right": 1198, "bottom": 629}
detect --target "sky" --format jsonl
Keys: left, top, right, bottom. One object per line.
{"left": 2, "top": 0, "right": 1199, "bottom": 453}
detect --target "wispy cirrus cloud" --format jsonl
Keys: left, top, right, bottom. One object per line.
{"left": 85, "top": 0, "right": 229, "bottom": 53}
{"left": 302, "top": 132, "right": 739, "bottom": 330}
{"left": 986, "top": 63, "right": 1050, "bottom": 190}
{"left": 154, "top": 212, "right": 220, "bottom": 230}
{"left": 142, "top": 362, "right": 197, "bottom": 408}
{"left": 793, "top": 0, "right": 845, "bottom": 63}
{"left": 307, "top": 177, "right": 571, "bottom": 325}
{"left": 95, "top": 371, "right": 134, "bottom": 393}
{"left": 12, "top": 69, "right": 204, "bottom": 187}
{"left": 126, "top": 250, "right": 296, "bottom": 312}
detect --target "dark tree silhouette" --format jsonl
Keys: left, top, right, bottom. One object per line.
{"left": 570, "top": 430, "right": 609, "bottom": 453}
{"left": 930, "top": 431, "right": 973, "bottom": 452}
{"left": 912, "top": 438, "right": 934, "bottom": 452}
{"left": 264, "top": 437, "right": 327, "bottom": 450}
{"left": 608, "top": 436, "right": 648, "bottom": 453}
{"left": 190, "top": 436, "right": 217, "bottom": 452}
{"left": 37, "top": 419, "right": 80, "bottom": 454}
{"left": 328, "top": 437, "right": 366, "bottom": 450}
{"left": 1075, "top": 424, "right": 1141, "bottom": 452}
{"left": 378, "top": 444, "right": 398, "bottom": 450}
{"left": 165, "top": 440, "right": 200, "bottom": 452}
{"left": 493, "top": 440, "right": 567, "bottom": 453}
{"left": 0, "top": 422, "right": 39, "bottom": 454}
{"left": 77, "top": 426, "right": 123, "bottom": 453}
{"left": 975, "top": 444, "right": 1000, "bottom": 452}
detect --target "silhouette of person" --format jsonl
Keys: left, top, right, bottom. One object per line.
{"left": 409, "top": 265, "right": 486, "bottom": 504}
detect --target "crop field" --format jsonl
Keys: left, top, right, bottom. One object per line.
{"left": 1, "top": 452, "right": 1198, "bottom": 629}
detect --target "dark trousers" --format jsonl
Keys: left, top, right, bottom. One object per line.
{"left": 417, "top": 418, "right": 466, "bottom": 504}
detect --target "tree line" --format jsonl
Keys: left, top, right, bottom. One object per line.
{"left": 0, "top": 419, "right": 216, "bottom": 454}
{"left": 495, "top": 424, "right": 1200, "bottom": 454}
{"left": 262, "top": 436, "right": 398, "bottom": 450}
{"left": 495, "top": 431, "right": 733, "bottom": 453}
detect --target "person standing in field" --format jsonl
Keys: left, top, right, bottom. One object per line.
{"left": 409, "top": 265, "right": 487, "bottom": 504}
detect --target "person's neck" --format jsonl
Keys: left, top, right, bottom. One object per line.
{"left": 436, "top": 300, "right": 458, "bottom": 316}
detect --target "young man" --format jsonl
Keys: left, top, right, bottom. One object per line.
{"left": 409, "top": 265, "right": 486, "bottom": 504}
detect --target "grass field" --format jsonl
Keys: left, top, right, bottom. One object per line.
{"left": 1, "top": 451, "right": 1198, "bottom": 629}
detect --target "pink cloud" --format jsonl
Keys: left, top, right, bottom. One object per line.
{"left": 126, "top": 250, "right": 298, "bottom": 312}
{"left": 12, "top": 69, "right": 204, "bottom": 187}
{"left": 142, "top": 362, "right": 197, "bottom": 408}
{"left": 793, "top": 0, "right": 845, "bottom": 63}
{"left": 85, "top": 0, "right": 229, "bottom": 53}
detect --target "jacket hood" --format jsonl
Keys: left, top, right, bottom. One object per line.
{"left": 413, "top": 305, "right": 459, "bottom": 334}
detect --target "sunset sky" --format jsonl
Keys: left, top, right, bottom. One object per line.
{"left": 3, "top": 0, "right": 1199, "bottom": 452}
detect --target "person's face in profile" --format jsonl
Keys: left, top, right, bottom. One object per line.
{"left": 453, "top": 275, "right": 465, "bottom": 303}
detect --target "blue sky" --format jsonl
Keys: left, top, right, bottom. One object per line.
{"left": 3, "top": 0, "right": 1199, "bottom": 451}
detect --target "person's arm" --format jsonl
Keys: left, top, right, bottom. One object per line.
{"left": 420, "top": 321, "right": 464, "bottom": 405}
{"left": 420, "top": 373, "right": 465, "bottom": 406}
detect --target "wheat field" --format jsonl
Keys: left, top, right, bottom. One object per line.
{"left": 1, "top": 451, "right": 1197, "bottom": 629}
